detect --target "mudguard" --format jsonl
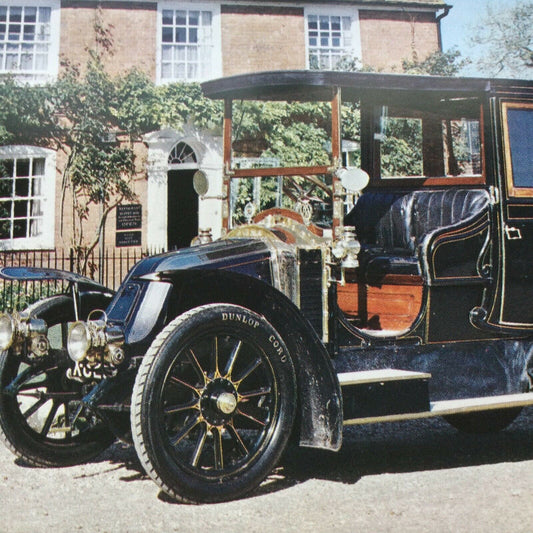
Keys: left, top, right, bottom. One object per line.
{"left": 150, "top": 269, "right": 343, "bottom": 452}
{"left": 0, "top": 266, "right": 112, "bottom": 291}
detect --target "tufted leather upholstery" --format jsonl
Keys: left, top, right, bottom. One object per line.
{"left": 348, "top": 191, "right": 413, "bottom": 251}
{"left": 410, "top": 189, "right": 489, "bottom": 252}
{"left": 345, "top": 188, "right": 490, "bottom": 282}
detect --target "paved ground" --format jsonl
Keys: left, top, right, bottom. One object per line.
{"left": 1, "top": 410, "right": 533, "bottom": 533}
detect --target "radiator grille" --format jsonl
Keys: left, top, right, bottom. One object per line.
{"left": 298, "top": 248, "right": 323, "bottom": 338}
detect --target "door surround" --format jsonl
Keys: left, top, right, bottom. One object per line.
{"left": 144, "top": 127, "right": 223, "bottom": 250}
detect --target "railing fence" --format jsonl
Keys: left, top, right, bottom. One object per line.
{"left": 0, "top": 248, "right": 159, "bottom": 312}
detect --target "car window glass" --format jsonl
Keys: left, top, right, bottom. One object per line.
{"left": 506, "top": 107, "right": 533, "bottom": 189}
{"left": 375, "top": 103, "right": 482, "bottom": 181}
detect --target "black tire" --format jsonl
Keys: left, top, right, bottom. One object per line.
{"left": 444, "top": 407, "right": 522, "bottom": 434}
{"left": 0, "top": 295, "right": 115, "bottom": 467}
{"left": 131, "top": 303, "right": 297, "bottom": 503}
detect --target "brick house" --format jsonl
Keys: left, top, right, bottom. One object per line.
{"left": 0, "top": 0, "right": 449, "bottom": 256}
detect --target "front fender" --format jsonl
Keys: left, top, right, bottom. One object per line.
{"left": 152, "top": 270, "right": 343, "bottom": 451}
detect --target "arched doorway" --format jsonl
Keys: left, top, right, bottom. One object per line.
{"left": 167, "top": 142, "right": 199, "bottom": 249}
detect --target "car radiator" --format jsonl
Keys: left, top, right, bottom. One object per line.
{"left": 298, "top": 248, "right": 324, "bottom": 339}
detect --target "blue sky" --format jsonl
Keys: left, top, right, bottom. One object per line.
{"left": 440, "top": 0, "right": 528, "bottom": 76}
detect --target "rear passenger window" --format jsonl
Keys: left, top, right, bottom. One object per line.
{"left": 502, "top": 103, "right": 533, "bottom": 195}
{"left": 374, "top": 102, "right": 482, "bottom": 181}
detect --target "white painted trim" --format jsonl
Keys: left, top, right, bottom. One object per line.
{"left": 48, "top": 0, "right": 60, "bottom": 81}
{"left": 0, "top": 145, "right": 55, "bottom": 250}
{"left": 338, "top": 369, "right": 431, "bottom": 386}
{"left": 156, "top": 1, "right": 222, "bottom": 84}
{"left": 144, "top": 126, "right": 223, "bottom": 249}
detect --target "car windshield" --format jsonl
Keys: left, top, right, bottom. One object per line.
{"left": 201, "top": 71, "right": 493, "bottom": 236}
{"left": 227, "top": 98, "right": 359, "bottom": 230}
{"left": 229, "top": 173, "right": 333, "bottom": 228}
{"left": 226, "top": 95, "right": 483, "bottom": 230}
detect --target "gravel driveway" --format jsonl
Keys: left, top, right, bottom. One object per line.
{"left": 1, "top": 410, "right": 533, "bottom": 533}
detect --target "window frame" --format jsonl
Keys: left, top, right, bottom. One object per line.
{"left": 365, "top": 101, "right": 486, "bottom": 188}
{"left": 502, "top": 101, "right": 533, "bottom": 198}
{"left": 156, "top": 1, "right": 222, "bottom": 84}
{"left": 0, "top": 145, "right": 55, "bottom": 250}
{"left": 304, "top": 4, "right": 361, "bottom": 70}
{"left": 0, "top": 0, "right": 60, "bottom": 84}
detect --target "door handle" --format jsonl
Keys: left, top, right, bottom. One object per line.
{"left": 505, "top": 224, "right": 522, "bottom": 240}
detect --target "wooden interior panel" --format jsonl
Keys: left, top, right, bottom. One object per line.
{"left": 338, "top": 278, "right": 423, "bottom": 331}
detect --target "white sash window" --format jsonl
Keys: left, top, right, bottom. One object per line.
{"left": 0, "top": 146, "right": 55, "bottom": 250}
{"left": 0, "top": 2, "right": 60, "bottom": 83}
{"left": 305, "top": 6, "right": 361, "bottom": 70}
{"left": 158, "top": 3, "right": 221, "bottom": 83}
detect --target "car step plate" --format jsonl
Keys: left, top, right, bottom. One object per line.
{"left": 339, "top": 369, "right": 533, "bottom": 425}
{"left": 339, "top": 369, "right": 431, "bottom": 422}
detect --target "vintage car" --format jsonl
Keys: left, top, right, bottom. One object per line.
{"left": 0, "top": 70, "right": 532, "bottom": 503}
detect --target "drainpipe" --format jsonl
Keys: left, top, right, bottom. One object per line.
{"left": 436, "top": 4, "right": 452, "bottom": 51}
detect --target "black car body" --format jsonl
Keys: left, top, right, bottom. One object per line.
{"left": 1, "top": 70, "right": 533, "bottom": 503}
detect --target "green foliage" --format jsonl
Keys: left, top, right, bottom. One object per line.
{"left": 380, "top": 118, "right": 423, "bottom": 177}
{"left": 114, "top": 69, "right": 162, "bottom": 136}
{"left": 402, "top": 49, "right": 470, "bottom": 77}
{"left": 0, "top": 281, "right": 64, "bottom": 312}
{"left": 157, "top": 82, "right": 223, "bottom": 131}
{"left": 0, "top": 76, "right": 55, "bottom": 146}
{"left": 111, "top": 71, "right": 224, "bottom": 138}
{"left": 233, "top": 100, "right": 332, "bottom": 165}
{"left": 264, "top": 121, "right": 330, "bottom": 166}
{"left": 52, "top": 49, "right": 139, "bottom": 273}
{"left": 472, "top": 1, "right": 533, "bottom": 77}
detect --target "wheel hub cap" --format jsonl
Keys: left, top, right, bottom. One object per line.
{"left": 216, "top": 392, "right": 238, "bottom": 415}
{"left": 200, "top": 378, "right": 238, "bottom": 425}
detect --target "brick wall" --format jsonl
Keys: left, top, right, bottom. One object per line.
{"left": 221, "top": 5, "right": 306, "bottom": 76}
{"left": 60, "top": 1, "right": 156, "bottom": 78}
{"left": 359, "top": 10, "right": 440, "bottom": 71}
{"left": 58, "top": 4, "right": 441, "bottom": 81}
{"left": 54, "top": 141, "right": 149, "bottom": 252}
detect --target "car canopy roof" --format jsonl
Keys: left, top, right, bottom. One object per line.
{"left": 201, "top": 70, "right": 533, "bottom": 103}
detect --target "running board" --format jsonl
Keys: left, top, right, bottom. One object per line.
{"left": 340, "top": 368, "right": 533, "bottom": 426}
{"left": 340, "top": 369, "right": 431, "bottom": 422}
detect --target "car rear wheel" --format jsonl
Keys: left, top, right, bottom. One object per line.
{"left": 131, "top": 303, "right": 297, "bottom": 503}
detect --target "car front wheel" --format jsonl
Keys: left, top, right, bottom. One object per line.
{"left": 131, "top": 303, "right": 297, "bottom": 503}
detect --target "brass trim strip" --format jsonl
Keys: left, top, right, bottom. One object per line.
{"left": 338, "top": 369, "right": 431, "bottom": 386}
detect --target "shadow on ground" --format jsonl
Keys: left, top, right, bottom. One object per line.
{"left": 279, "top": 409, "right": 533, "bottom": 486}
{"left": 15, "top": 408, "right": 532, "bottom": 502}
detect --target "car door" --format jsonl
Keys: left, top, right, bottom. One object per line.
{"left": 499, "top": 101, "right": 533, "bottom": 325}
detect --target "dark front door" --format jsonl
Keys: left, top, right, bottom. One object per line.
{"left": 167, "top": 169, "right": 198, "bottom": 250}
{"left": 500, "top": 101, "right": 533, "bottom": 325}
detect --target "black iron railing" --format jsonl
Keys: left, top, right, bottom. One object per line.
{"left": 0, "top": 248, "right": 159, "bottom": 312}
